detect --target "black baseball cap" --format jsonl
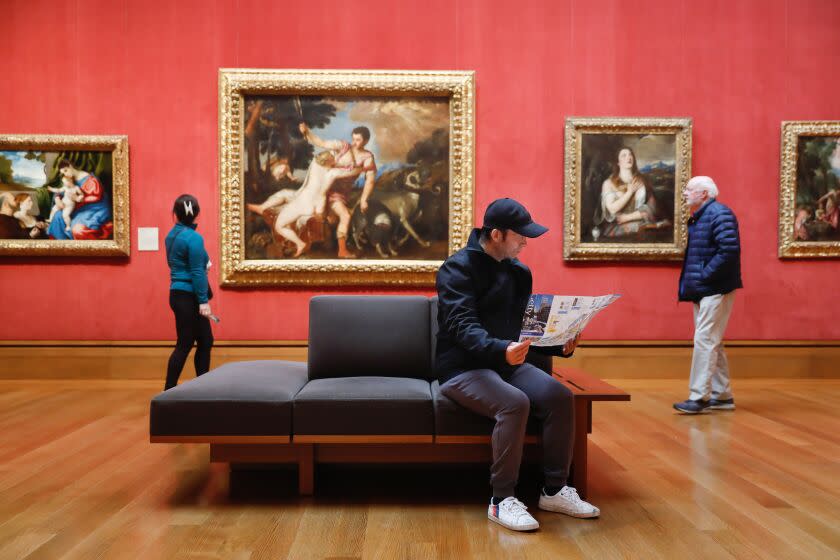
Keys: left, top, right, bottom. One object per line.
{"left": 482, "top": 198, "right": 548, "bottom": 238}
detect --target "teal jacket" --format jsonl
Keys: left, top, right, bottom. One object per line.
{"left": 166, "top": 223, "right": 210, "bottom": 304}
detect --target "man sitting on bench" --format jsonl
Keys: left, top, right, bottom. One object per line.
{"left": 435, "top": 198, "right": 600, "bottom": 532}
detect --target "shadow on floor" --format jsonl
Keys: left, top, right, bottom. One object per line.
{"left": 224, "top": 463, "right": 548, "bottom": 505}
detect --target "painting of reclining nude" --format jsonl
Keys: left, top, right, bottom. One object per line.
{"left": 778, "top": 121, "right": 840, "bottom": 258}
{"left": 0, "top": 135, "right": 129, "bottom": 256}
{"left": 242, "top": 95, "right": 450, "bottom": 261}
{"left": 563, "top": 118, "right": 692, "bottom": 261}
{"left": 218, "top": 68, "right": 475, "bottom": 286}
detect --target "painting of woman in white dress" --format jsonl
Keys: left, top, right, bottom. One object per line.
{"left": 563, "top": 117, "right": 691, "bottom": 261}
{"left": 581, "top": 135, "right": 677, "bottom": 244}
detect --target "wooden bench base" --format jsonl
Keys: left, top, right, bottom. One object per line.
{"left": 207, "top": 395, "right": 597, "bottom": 498}
{"left": 155, "top": 368, "right": 629, "bottom": 499}
{"left": 213, "top": 442, "right": 567, "bottom": 497}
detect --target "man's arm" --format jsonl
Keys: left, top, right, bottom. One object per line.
{"left": 187, "top": 236, "right": 210, "bottom": 305}
{"left": 701, "top": 209, "right": 741, "bottom": 283}
{"left": 299, "top": 123, "right": 341, "bottom": 151}
{"left": 359, "top": 168, "right": 376, "bottom": 212}
{"left": 437, "top": 259, "right": 511, "bottom": 368}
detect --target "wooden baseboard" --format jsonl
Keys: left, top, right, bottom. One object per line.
{"left": 151, "top": 435, "right": 291, "bottom": 444}
{"left": 0, "top": 340, "right": 838, "bottom": 379}
{"left": 561, "top": 343, "right": 840, "bottom": 378}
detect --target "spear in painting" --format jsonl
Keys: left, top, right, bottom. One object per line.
{"left": 293, "top": 96, "right": 304, "bottom": 125}
{"left": 294, "top": 95, "right": 308, "bottom": 145}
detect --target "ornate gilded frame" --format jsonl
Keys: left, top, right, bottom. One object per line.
{"left": 218, "top": 68, "right": 475, "bottom": 287}
{"left": 0, "top": 134, "right": 129, "bottom": 256}
{"left": 563, "top": 117, "right": 692, "bottom": 261}
{"left": 778, "top": 121, "right": 840, "bottom": 258}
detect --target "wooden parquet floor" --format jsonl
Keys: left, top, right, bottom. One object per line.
{"left": 0, "top": 378, "right": 838, "bottom": 559}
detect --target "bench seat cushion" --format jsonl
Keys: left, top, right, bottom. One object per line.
{"left": 293, "top": 377, "right": 433, "bottom": 435}
{"left": 150, "top": 360, "right": 308, "bottom": 437}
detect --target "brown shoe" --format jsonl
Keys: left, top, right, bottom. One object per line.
{"left": 337, "top": 237, "right": 357, "bottom": 259}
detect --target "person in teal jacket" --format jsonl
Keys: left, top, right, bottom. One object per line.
{"left": 164, "top": 194, "right": 214, "bottom": 390}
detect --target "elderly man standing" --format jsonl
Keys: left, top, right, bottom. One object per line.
{"left": 674, "top": 176, "right": 743, "bottom": 414}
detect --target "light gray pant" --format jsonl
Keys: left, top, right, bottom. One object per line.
{"left": 689, "top": 292, "right": 735, "bottom": 401}
{"left": 440, "top": 363, "right": 574, "bottom": 497}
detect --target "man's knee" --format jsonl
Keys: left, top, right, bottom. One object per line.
{"left": 500, "top": 389, "right": 530, "bottom": 418}
{"left": 693, "top": 331, "right": 716, "bottom": 349}
{"left": 533, "top": 380, "right": 573, "bottom": 416}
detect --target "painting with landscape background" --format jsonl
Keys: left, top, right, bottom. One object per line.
{"left": 242, "top": 95, "right": 450, "bottom": 261}
{"left": 0, "top": 135, "right": 129, "bottom": 256}
{"left": 779, "top": 121, "right": 840, "bottom": 258}
{"left": 218, "top": 69, "right": 475, "bottom": 286}
{"left": 564, "top": 118, "right": 691, "bottom": 261}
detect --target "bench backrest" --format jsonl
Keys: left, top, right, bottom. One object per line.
{"left": 309, "top": 295, "right": 554, "bottom": 381}
{"left": 308, "top": 295, "right": 434, "bottom": 380}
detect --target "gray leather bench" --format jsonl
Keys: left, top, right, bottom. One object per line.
{"left": 150, "top": 295, "right": 629, "bottom": 497}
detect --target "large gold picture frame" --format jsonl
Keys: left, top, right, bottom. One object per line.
{"left": 218, "top": 69, "right": 475, "bottom": 287}
{"left": 563, "top": 117, "right": 692, "bottom": 261}
{"left": 778, "top": 121, "right": 840, "bottom": 258}
{"left": 0, "top": 134, "right": 129, "bottom": 256}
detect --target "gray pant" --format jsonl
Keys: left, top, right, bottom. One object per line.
{"left": 440, "top": 363, "right": 574, "bottom": 497}
{"left": 689, "top": 292, "right": 735, "bottom": 401}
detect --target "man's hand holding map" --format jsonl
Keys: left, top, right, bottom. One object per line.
{"left": 518, "top": 294, "right": 621, "bottom": 347}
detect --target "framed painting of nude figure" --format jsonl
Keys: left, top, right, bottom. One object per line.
{"left": 218, "top": 69, "right": 475, "bottom": 287}
{"left": 563, "top": 117, "right": 692, "bottom": 261}
{"left": 778, "top": 121, "right": 840, "bottom": 258}
{"left": 0, "top": 134, "right": 129, "bottom": 256}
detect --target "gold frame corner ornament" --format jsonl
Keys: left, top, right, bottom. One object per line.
{"left": 778, "top": 120, "right": 840, "bottom": 259}
{"left": 218, "top": 68, "right": 475, "bottom": 287}
{"left": 563, "top": 117, "right": 692, "bottom": 262}
{"left": 0, "top": 134, "right": 129, "bottom": 257}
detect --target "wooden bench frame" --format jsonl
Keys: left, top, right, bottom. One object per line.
{"left": 151, "top": 368, "right": 629, "bottom": 499}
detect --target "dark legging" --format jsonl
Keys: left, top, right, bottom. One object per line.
{"left": 165, "top": 290, "right": 214, "bottom": 390}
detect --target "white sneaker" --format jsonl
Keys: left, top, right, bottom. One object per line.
{"left": 538, "top": 486, "right": 600, "bottom": 518}
{"left": 488, "top": 497, "right": 540, "bottom": 531}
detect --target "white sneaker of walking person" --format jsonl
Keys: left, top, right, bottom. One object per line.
{"left": 538, "top": 486, "right": 600, "bottom": 518}
{"left": 487, "top": 496, "right": 540, "bottom": 531}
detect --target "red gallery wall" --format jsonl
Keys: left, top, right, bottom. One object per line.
{"left": 1, "top": 0, "right": 839, "bottom": 341}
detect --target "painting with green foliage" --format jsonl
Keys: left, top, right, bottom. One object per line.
{"left": 791, "top": 136, "right": 840, "bottom": 242}
{"left": 241, "top": 95, "right": 450, "bottom": 261}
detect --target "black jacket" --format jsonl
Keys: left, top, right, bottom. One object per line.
{"left": 678, "top": 199, "right": 743, "bottom": 302}
{"left": 434, "top": 229, "right": 568, "bottom": 384}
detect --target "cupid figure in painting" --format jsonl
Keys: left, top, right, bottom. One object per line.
{"left": 247, "top": 123, "right": 377, "bottom": 259}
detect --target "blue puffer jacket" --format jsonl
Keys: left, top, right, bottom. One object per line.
{"left": 678, "top": 199, "right": 743, "bottom": 302}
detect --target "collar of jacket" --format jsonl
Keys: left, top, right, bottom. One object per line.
{"left": 688, "top": 199, "right": 715, "bottom": 223}
{"left": 464, "top": 228, "right": 529, "bottom": 273}
{"left": 175, "top": 222, "right": 198, "bottom": 231}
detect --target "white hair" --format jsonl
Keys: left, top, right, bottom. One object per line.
{"left": 686, "top": 176, "right": 719, "bottom": 198}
